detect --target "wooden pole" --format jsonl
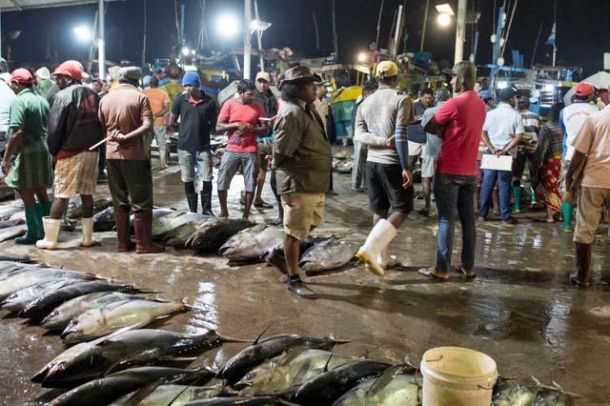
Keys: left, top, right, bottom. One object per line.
{"left": 530, "top": 22, "right": 543, "bottom": 67}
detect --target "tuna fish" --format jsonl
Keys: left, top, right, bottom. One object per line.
{"left": 61, "top": 298, "right": 190, "bottom": 343}
{"left": 236, "top": 349, "right": 352, "bottom": 397}
{"left": 219, "top": 335, "right": 348, "bottom": 384}
{"left": 183, "top": 397, "right": 293, "bottom": 406}
{"left": 93, "top": 206, "right": 116, "bottom": 232}
{"left": 164, "top": 216, "right": 215, "bottom": 248}
{"left": 0, "top": 204, "right": 22, "bottom": 221}
{"left": 126, "top": 381, "right": 225, "bottom": 406}
{"left": 0, "top": 224, "right": 27, "bottom": 242}
{"left": 1, "top": 278, "right": 84, "bottom": 313}
{"left": 40, "top": 292, "right": 146, "bottom": 332}
{"left": 187, "top": 218, "right": 255, "bottom": 254}
{"left": 299, "top": 237, "right": 357, "bottom": 274}
{"left": 152, "top": 212, "right": 206, "bottom": 240}
{"left": 219, "top": 225, "right": 283, "bottom": 262}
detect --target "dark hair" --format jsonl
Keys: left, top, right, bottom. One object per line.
{"left": 119, "top": 78, "right": 139, "bottom": 87}
{"left": 150, "top": 76, "right": 159, "bottom": 87}
{"left": 436, "top": 87, "right": 451, "bottom": 102}
{"left": 281, "top": 81, "right": 306, "bottom": 103}
{"left": 378, "top": 76, "right": 397, "bottom": 87}
{"left": 548, "top": 102, "right": 564, "bottom": 123}
{"left": 362, "top": 79, "right": 378, "bottom": 95}
{"left": 574, "top": 93, "right": 589, "bottom": 101}
{"left": 237, "top": 79, "right": 256, "bottom": 94}
{"left": 420, "top": 87, "right": 434, "bottom": 97}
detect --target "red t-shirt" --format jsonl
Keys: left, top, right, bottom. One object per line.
{"left": 433, "top": 91, "right": 486, "bottom": 176}
{"left": 218, "top": 99, "right": 266, "bottom": 153}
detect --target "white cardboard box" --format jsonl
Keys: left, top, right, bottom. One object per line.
{"left": 481, "top": 154, "right": 513, "bottom": 171}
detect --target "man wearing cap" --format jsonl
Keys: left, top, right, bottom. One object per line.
{"left": 35, "top": 61, "right": 104, "bottom": 250}
{"left": 513, "top": 96, "right": 542, "bottom": 212}
{"left": 480, "top": 87, "right": 524, "bottom": 224}
{"left": 35, "top": 67, "right": 53, "bottom": 98}
{"left": 252, "top": 71, "right": 278, "bottom": 210}
{"left": 0, "top": 72, "right": 16, "bottom": 157}
{"left": 421, "top": 61, "right": 486, "bottom": 281}
{"left": 169, "top": 71, "right": 218, "bottom": 215}
{"left": 564, "top": 99, "right": 610, "bottom": 287}
{"left": 144, "top": 76, "right": 171, "bottom": 170}
{"left": 1, "top": 68, "right": 53, "bottom": 244}
{"left": 216, "top": 79, "right": 267, "bottom": 219}
{"left": 354, "top": 60, "right": 414, "bottom": 276}
{"left": 98, "top": 66, "right": 164, "bottom": 254}
{"left": 161, "top": 64, "right": 184, "bottom": 108}
{"left": 273, "top": 65, "right": 332, "bottom": 297}
{"left": 559, "top": 82, "right": 599, "bottom": 232}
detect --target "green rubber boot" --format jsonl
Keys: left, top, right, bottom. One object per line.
{"left": 38, "top": 201, "right": 52, "bottom": 217}
{"left": 512, "top": 186, "right": 523, "bottom": 213}
{"left": 561, "top": 202, "right": 573, "bottom": 232}
{"left": 15, "top": 206, "right": 43, "bottom": 245}
{"left": 530, "top": 181, "right": 538, "bottom": 205}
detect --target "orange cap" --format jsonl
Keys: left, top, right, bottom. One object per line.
{"left": 575, "top": 82, "right": 595, "bottom": 97}
{"left": 10, "top": 68, "right": 35, "bottom": 85}
{"left": 52, "top": 60, "right": 83, "bottom": 81}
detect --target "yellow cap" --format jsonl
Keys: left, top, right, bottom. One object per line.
{"left": 256, "top": 71, "right": 272, "bottom": 82}
{"left": 375, "top": 61, "right": 399, "bottom": 79}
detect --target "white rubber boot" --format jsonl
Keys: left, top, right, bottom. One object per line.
{"left": 36, "top": 217, "right": 60, "bottom": 250}
{"left": 81, "top": 218, "right": 97, "bottom": 247}
{"left": 159, "top": 149, "right": 167, "bottom": 169}
{"left": 356, "top": 218, "right": 397, "bottom": 276}
{"left": 379, "top": 246, "right": 401, "bottom": 270}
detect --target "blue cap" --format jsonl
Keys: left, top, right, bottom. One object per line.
{"left": 182, "top": 72, "right": 201, "bottom": 87}
{"left": 142, "top": 75, "right": 152, "bottom": 87}
{"left": 479, "top": 89, "right": 492, "bottom": 100}
{"left": 496, "top": 86, "right": 517, "bottom": 101}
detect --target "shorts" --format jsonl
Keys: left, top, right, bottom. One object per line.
{"left": 153, "top": 126, "right": 167, "bottom": 150}
{"left": 281, "top": 192, "right": 325, "bottom": 241}
{"left": 365, "top": 161, "right": 414, "bottom": 215}
{"left": 178, "top": 149, "right": 213, "bottom": 182}
{"left": 574, "top": 186, "right": 610, "bottom": 244}
{"left": 258, "top": 141, "right": 272, "bottom": 172}
{"left": 217, "top": 150, "right": 258, "bottom": 192}
{"left": 559, "top": 160, "right": 570, "bottom": 193}
{"left": 53, "top": 151, "right": 99, "bottom": 198}
{"left": 421, "top": 156, "right": 437, "bottom": 178}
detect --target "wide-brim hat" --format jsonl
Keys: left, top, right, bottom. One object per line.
{"left": 278, "top": 66, "right": 321, "bottom": 89}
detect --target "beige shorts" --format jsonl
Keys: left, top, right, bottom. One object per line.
{"left": 258, "top": 141, "right": 272, "bottom": 172}
{"left": 281, "top": 192, "right": 325, "bottom": 241}
{"left": 574, "top": 186, "right": 610, "bottom": 244}
{"left": 53, "top": 151, "right": 99, "bottom": 199}
{"left": 421, "top": 156, "right": 437, "bottom": 178}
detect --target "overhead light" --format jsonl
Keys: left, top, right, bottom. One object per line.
{"left": 73, "top": 25, "right": 92, "bottom": 43}
{"left": 435, "top": 3, "right": 455, "bottom": 16}
{"left": 181, "top": 46, "right": 190, "bottom": 56}
{"left": 216, "top": 14, "right": 240, "bottom": 39}
{"left": 357, "top": 52, "right": 367, "bottom": 63}
{"left": 437, "top": 13, "right": 452, "bottom": 27}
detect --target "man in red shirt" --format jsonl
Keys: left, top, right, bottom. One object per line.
{"left": 421, "top": 61, "right": 487, "bottom": 280}
{"left": 216, "top": 80, "right": 267, "bottom": 219}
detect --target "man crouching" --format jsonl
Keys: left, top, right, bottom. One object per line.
{"left": 272, "top": 66, "right": 332, "bottom": 298}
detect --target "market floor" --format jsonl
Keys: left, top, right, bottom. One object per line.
{"left": 1, "top": 162, "right": 609, "bottom": 405}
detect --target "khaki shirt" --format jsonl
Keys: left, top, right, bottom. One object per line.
{"left": 572, "top": 105, "right": 610, "bottom": 189}
{"left": 273, "top": 100, "right": 332, "bottom": 194}
{"left": 98, "top": 84, "right": 153, "bottom": 160}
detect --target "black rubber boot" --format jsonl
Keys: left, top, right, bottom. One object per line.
{"left": 287, "top": 275, "right": 317, "bottom": 299}
{"left": 201, "top": 181, "right": 215, "bottom": 216}
{"left": 570, "top": 242, "right": 592, "bottom": 287}
{"left": 186, "top": 194, "right": 198, "bottom": 213}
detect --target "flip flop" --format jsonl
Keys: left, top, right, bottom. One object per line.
{"left": 457, "top": 266, "right": 476, "bottom": 280}
{"left": 418, "top": 267, "right": 450, "bottom": 281}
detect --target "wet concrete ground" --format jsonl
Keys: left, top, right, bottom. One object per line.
{"left": 1, "top": 157, "right": 610, "bottom": 405}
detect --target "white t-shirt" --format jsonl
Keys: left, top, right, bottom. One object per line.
{"left": 483, "top": 102, "right": 524, "bottom": 150}
{"left": 572, "top": 106, "right": 610, "bottom": 189}
{"left": 561, "top": 101, "right": 599, "bottom": 161}
{"left": 0, "top": 80, "right": 16, "bottom": 133}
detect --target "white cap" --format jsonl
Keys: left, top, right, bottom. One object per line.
{"left": 35, "top": 67, "right": 51, "bottom": 81}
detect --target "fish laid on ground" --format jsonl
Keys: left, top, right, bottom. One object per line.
{"left": 299, "top": 237, "right": 357, "bottom": 274}
{"left": 1, "top": 278, "right": 84, "bottom": 312}
{"left": 292, "top": 360, "right": 391, "bottom": 405}
{"left": 334, "top": 159, "right": 354, "bottom": 174}
{"left": 493, "top": 384, "right": 573, "bottom": 406}
{"left": 38, "top": 328, "right": 225, "bottom": 387}
{"left": 332, "top": 365, "right": 420, "bottom": 406}
{"left": 126, "top": 381, "right": 224, "bottom": 406}
{"left": 0, "top": 224, "right": 27, "bottom": 242}
{"left": 0, "top": 205, "right": 22, "bottom": 221}
{"left": 236, "top": 349, "right": 352, "bottom": 397}
{"left": 47, "top": 366, "right": 214, "bottom": 406}
{"left": 0, "top": 218, "right": 25, "bottom": 229}
{"left": 183, "top": 397, "right": 292, "bottom": 406}
{"left": 164, "top": 216, "right": 215, "bottom": 248}
{"left": 153, "top": 212, "right": 207, "bottom": 240}
{"left": 93, "top": 206, "right": 116, "bottom": 232}
{"left": 0, "top": 261, "right": 41, "bottom": 279}
{"left": 187, "top": 218, "right": 255, "bottom": 254}
{"left": 20, "top": 281, "right": 143, "bottom": 323}
{"left": 41, "top": 291, "right": 146, "bottom": 331}
{"left": 61, "top": 298, "right": 190, "bottom": 343}
{"left": 219, "top": 225, "right": 283, "bottom": 262}
{"left": 0, "top": 267, "right": 100, "bottom": 301}
{"left": 220, "top": 334, "right": 348, "bottom": 384}
{"left": 67, "top": 198, "right": 113, "bottom": 219}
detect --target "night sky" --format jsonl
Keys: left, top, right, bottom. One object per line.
{"left": 1, "top": 0, "right": 609, "bottom": 76}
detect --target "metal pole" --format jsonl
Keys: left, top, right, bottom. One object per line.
{"left": 392, "top": 5, "right": 403, "bottom": 57}
{"left": 142, "top": 0, "right": 147, "bottom": 67}
{"left": 254, "top": 0, "right": 264, "bottom": 71}
{"left": 312, "top": 11, "right": 320, "bottom": 50}
{"left": 454, "top": 0, "right": 467, "bottom": 64}
{"left": 332, "top": 0, "right": 339, "bottom": 58}
{"left": 98, "top": 0, "right": 105, "bottom": 80}
{"left": 375, "top": 0, "right": 384, "bottom": 49}
{"left": 420, "top": 0, "right": 430, "bottom": 52}
{"left": 243, "top": 0, "right": 252, "bottom": 79}
{"left": 0, "top": 4, "right": 3, "bottom": 60}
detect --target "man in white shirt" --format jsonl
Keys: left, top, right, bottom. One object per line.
{"left": 0, "top": 73, "right": 17, "bottom": 157}
{"left": 565, "top": 103, "right": 610, "bottom": 287}
{"left": 559, "top": 82, "right": 599, "bottom": 231}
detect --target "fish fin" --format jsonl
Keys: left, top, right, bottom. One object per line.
{"left": 94, "top": 322, "right": 150, "bottom": 346}
{"left": 122, "top": 380, "right": 165, "bottom": 406}
{"left": 103, "top": 359, "right": 130, "bottom": 376}
{"left": 253, "top": 320, "right": 274, "bottom": 345}
{"left": 158, "top": 356, "right": 199, "bottom": 362}
{"left": 180, "top": 297, "right": 193, "bottom": 310}
{"left": 277, "top": 347, "right": 307, "bottom": 367}
{"left": 323, "top": 348, "right": 335, "bottom": 373}
{"left": 365, "top": 364, "right": 410, "bottom": 396}
{"left": 217, "top": 333, "right": 254, "bottom": 343}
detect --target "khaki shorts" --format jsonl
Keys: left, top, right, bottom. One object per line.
{"left": 574, "top": 186, "right": 610, "bottom": 244}
{"left": 421, "top": 156, "right": 437, "bottom": 178}
{"left": 281, "top": 192, "right": 325, "bottom": 241}
{"left": 258, "top": 141, "right": 272, "bottom": 172}
{"left": 53, "top": 151, "right": 99, "bottom": 198}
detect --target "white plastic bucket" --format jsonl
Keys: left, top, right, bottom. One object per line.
{"left": 420, "top": 346, "right": 498, "bottom": 406}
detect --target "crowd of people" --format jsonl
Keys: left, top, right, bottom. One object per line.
{"left": 0, "top": 57, "right": 608, "bottom": 297}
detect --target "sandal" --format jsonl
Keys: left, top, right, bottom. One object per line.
{"left": 457, "top": 266, "right": 476, "bottom": 280}
{"left": 418, "top": 267, "right": 450, "bottom": 281}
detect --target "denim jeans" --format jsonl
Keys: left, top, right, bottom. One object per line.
{"left": 480, "top": 169, "right": 512, "bottom": 220}
{"left": 434, "top": 173, "right": 477, "bottom": 272}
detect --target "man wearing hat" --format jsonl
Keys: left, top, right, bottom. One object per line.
{"left": 559, "top": 82, "right": 599, "bottom": 232}
{"left": 272, "top": 65, "right": 332, "bottom": 297}
{"left": 35, "top": 67, "right": 53, "bottom": 98}
{"left": 354, "top": 60, "right": 414, "bottom": 276}
{"left": 480, "top": 86, "right": 524, "bottom": 224}
{"left": 98, "top": 66, "right": 164, "bottom": 254}
{"left": 0, "top": 72, "right": 16, "bottom": 157}
{"left": 1, "top": 68, "right": 53, "bottom": 244}
{"left": 169, "top": 71, "right": 218, "bottom": 215}
{"left": 144, "top": 75, "right": 171, "bottom": 170}
{"left": 36, "top": 60, "right": 104, "bottom": 250}
{"left": 513, "top": 96, "right": 542, "bottom": 212}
